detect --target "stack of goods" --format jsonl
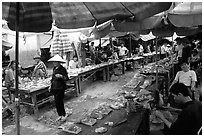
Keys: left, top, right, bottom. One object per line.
{"left": 108, "top": 96, "right": 127, "bottom": 110}
{"left": 139, "top": 63, "right": 169, "bottom": 74}
{"left": 120, "top": 73, "right": 159, "bottom": 111}
{"left": 19, "top": 77, "right": 51, "bottom": 91}
{"left": 139, "top": 56, "right": 178, "bottom": 75}
{"left": 122, "top": 74, "right": 146, "bottom": 89}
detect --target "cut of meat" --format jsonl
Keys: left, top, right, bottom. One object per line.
{"left": 81, "top": 117, "right": 97, "bottom": 126}
{"left": 60, "top": 122, "right": 82, "bottom": 134}
{"left": 95, "top": 127, "right": 107, "bottom": 133}
{"left": 89, "top": 111, "right": 103, "bottom": 120}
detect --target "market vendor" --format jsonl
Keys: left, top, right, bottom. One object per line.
{"left": 169, "top": 61, "right": 197, "bottom": 99}
{"left": 95, "top": 52, "right": 109, "bottom": 64}
{"left": 85, "top": 56, "right": 93, "bottom": 66}
{"left": 32, "top": 54, "right": 48, "bottom": 79}
{"left": 118, "top": 43, "right": 129, "bottom": 59}
{"left": 138, "top": 44, "right": 144, "bottom": 56}
{"left": 48, "top": 54, "right": 69, "bottom": 122}
{"left": 152, "top": 83, "right": 202, "bottom": 135}
{"left": 160, "top": 42, "right": 168, "bottom": 59}
{"left": 68, "top": 56, "right": 81, "bottom": 69}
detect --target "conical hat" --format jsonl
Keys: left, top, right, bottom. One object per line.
{"left": 48, "top": 54, "right": 66, "bottom": 63}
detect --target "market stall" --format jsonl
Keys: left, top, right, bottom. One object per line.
{"left": 11, "top": 76, "right": 79, "bottom": 115}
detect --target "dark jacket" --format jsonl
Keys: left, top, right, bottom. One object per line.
{"left": 182, "top": 45, "right": 191, "bottom": 63}
{"left": 50, "top": 65, "right": 68, "bottom": 93}
{"left": 164, "top": 100, "right": 202, "bottom": 135}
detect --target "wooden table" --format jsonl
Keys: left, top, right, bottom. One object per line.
{"left": 57, "top": 108, "right": 150, "bottom": 135}
{"left": 15, "top": 77, "right": 79, "bottom": 116}
{"left": 18, "top": 86, "right": 51, "bottom": 116}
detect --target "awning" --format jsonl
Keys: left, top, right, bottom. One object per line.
{"left": 140, "top": 32, "right": 156, "bottom": 41}
{"left": 2, "top": 2, "right": 172, "bottom": 32}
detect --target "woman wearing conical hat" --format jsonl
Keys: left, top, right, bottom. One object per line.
{"left": 48, "top": 54, "right": 69, "bottom": 122}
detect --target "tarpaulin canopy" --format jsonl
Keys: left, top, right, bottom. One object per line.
{"left": 140, "top": 32, "right": 156, "bottom": 41}
{"left": 2, "top": 2, "right": 172, "bottom": 32}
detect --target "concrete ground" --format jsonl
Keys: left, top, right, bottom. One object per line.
{"left": 2, "top": 68, "right": 136, "bottom": 135}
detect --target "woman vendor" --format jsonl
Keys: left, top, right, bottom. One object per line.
{"left": 32, "top": 54, "right": 48, "bottom": 79}
{"left": 48, "top": 54, "right": 69, "bottom": 122}
{"left": 68, "top": 56, "right": 81, "bottom": 69}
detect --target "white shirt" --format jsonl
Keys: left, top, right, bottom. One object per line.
{"left": 139, "top": 45, "right": 144, "bottom": 53}
{"left": 69, "top": 60, "right": 79, "bottom": 69}
{"left": 160, "top": 45, "right": 167, "bottom": 54}
{"left": 174, "top": 70, "right": 197, "bottom": 86}
{"left": 119, "top": 46, "right": 128, "bottom": 56}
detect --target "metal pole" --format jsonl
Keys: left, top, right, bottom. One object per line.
{"left": 129, "top": 35, "right": 132, "bottom": 57}
{"left": 15, "top": 2, "right": 20, "bottom": 135}
{"left": 155, "top": 36, "right": 158, "bottom": 91}
{"left": 99, "top": 38, "right": 101, "bottom": 48}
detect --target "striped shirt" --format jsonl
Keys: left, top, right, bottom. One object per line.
{"left": 33, "top": 61, "right": 48, "bottom": 78}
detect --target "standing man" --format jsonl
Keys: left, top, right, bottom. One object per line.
{"left": 160, "top": 42, "right": 168, "bottom": 59}
{"left": 118, "top": 43, "right": 129, "bottom": 59}
{"left": 181, "top": 38, "right": 192, "bottom": 63}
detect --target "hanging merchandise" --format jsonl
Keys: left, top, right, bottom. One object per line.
{"left": 50, "top": 31, "right": 74, "bottom": 56}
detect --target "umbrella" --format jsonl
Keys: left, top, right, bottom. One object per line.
{"left": 2, "top": 2, "right": 173, "bottom": 32}
{"left": 2, "top": 39, "right": 13, "bottom": 51}
{"left": 110, "top": 2, "right": 202, "bottom": 37}
{"left": 168, "top": 2, "right": 202, "bottom": 27}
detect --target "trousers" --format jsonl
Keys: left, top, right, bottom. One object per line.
{"left": 53, "top": 90, "right": 66, "bottom": 116}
